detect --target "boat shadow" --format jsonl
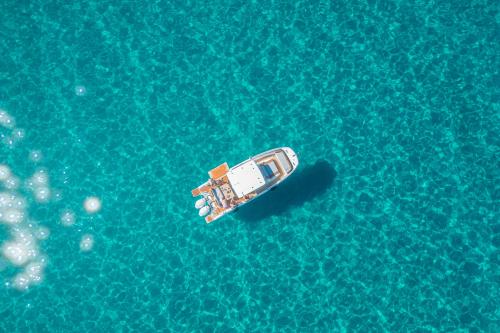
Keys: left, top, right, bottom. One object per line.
{"left": 236, "top": 160, "right": 336, "bottom": 222}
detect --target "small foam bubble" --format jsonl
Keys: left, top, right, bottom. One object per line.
{"left": 12, "top": 128, "right": 25, "bottom": 141}
{"left": 34, "top": 187, "right": 51, "bottom": 203}
{"left": 52, "top": 190, "right": 63, "bottom": 201}
{"left": 79, "top": 234, "right": 94, "bottom": 252}
{"left": 13, "top": 197, "right": 26, "bottom": 209}
{"left": 83, "top": 197, "right": 101, "bottom": 214}
{"left": 2, "top": 137, "right": 15, "bottom": 148}
{"left": 29, "top": 150, "right": 43, "bottom": 162}
{"left": 34, "top": 226, "right": 50, "bottom": 240}
{"left": 60, "top": 210, "right": 75, "bottom": 226}
{"left": 75, "top": 85, "right": 87, "bottom": 96}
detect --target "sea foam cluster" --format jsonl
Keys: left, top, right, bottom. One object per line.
{"left": 0, "top": 165, "right": 47, "bottom": 290}
{"left": 0, "top": 109, "right": 100, "bottom": 291}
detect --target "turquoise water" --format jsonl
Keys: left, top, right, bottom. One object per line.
{"left": 1, "top": 0, "right": 499, "bottom": 331}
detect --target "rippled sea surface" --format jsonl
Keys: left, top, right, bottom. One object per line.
{"left": 1, "top": 0, "right": 499, "bottom": 332}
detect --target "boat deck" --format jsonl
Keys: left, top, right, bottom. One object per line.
{"left": 192, "top": 172, "right": 257, "bottom": 223}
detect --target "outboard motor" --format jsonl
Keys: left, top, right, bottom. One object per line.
{"left": 195, "top": 197, "right": 206, "bottom": 209}
{"left": 198, "top": 205, "right": 210, "bottom": 217}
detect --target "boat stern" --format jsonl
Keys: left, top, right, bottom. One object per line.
{"left": 282, "top": 147, "right": 299, "bottom": 170}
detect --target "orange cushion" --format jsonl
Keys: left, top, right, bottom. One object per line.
{"left": 208, "top": 162, "right": 229, "bottom": 180}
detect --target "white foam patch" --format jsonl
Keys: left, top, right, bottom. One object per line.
{"left": 84, "top": 197, "right": 101, "bottom": 214}
{"left": 0, "top": 165, "right": 11, "bottom": 181}
{"left": 12, "top": 273, "right": 30, "bottom": 291}
{"left": 0, "top": 191, "right": 26, "bottom": 209}
{"left": 1, "top": 230, "right": 38, "bottom": 266}
{"left": 60, "top": 210, "right": 75, "bottom": 226}
{"left": 25, "top": 261, "right": 44, "bottom": 282}
{"left": 34, "top": 187, "right": 51, "bottom": 203}
{"left": 0, "top": 192, "right": 13, "bottom": 206}
{"left": 1, "top": 242, "right": 29, "bottom": 266}
{"left": 79, "top": 234, "right": 94, "bottom": 252}
{"left": 11, "top": 259, "right": 46, "bottom": 290}
{"left": 31, "top": 170, "right": 49, "bottom": 187}
{"left": 26, "top": 169, "right": 51, "bottom": 203}
{"left": 0, "top": 109, "right": 15, "bottom": 129}
{"left": 2, "top": 227, "right": 47, "bottom": 291}
{"left": 0, "top": 209, "right": 24, "bottom": 224}
{"left": 0, "top": 193, "right": 8, "bottom": 206}
{"left": 4, "top": 176, "right": 20, "bottom": 190}
{"left": 0, "top": 192, "right": 27, "bottom": 225}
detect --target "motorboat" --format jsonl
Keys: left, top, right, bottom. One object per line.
{"left": 191, "top": 147, "right": 299, "bottom": 223}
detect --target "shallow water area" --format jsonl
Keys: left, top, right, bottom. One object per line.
{"left": 0, "top": 0, "right": 499, "bottom": 332}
